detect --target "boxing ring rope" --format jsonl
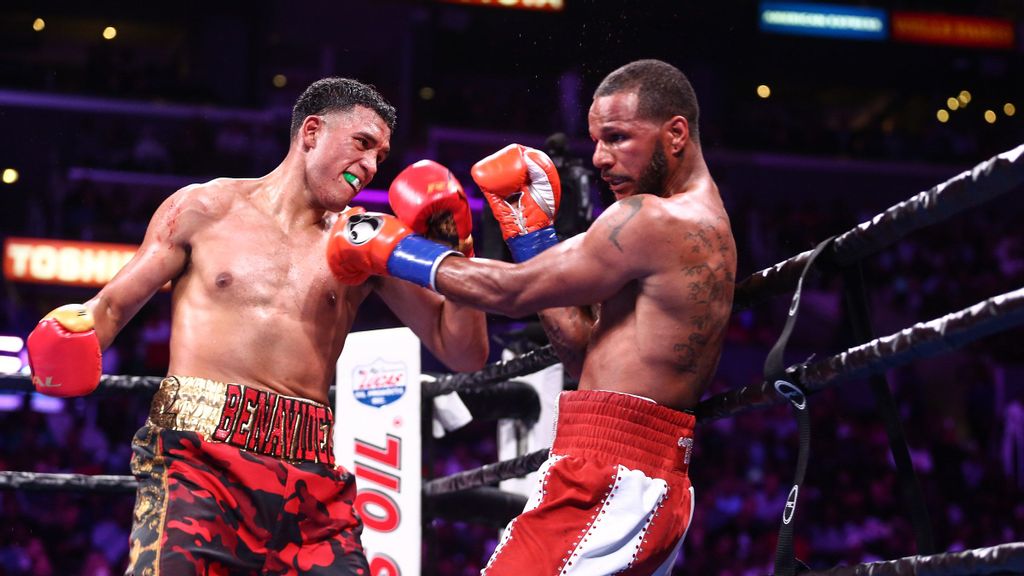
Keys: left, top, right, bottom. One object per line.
{"left": 0, "top": 373, "right": 163, "bottom": 395}
{"left": 802, "top": 542, "right": 1024, "bottom": 576}
{"left": 422, "top": 448, "right": 549, "bottom": 497}
{"left": 0, "top": 361, "right": 568, "bottom": 399}
{"left": 733, "top": 143, "right": 1024, "bottom": 310}
{"left": 696, "top": 285, "right": 1024, "bottom": 422}
{"left": 423, "top": 346, "right": 560, "bottom": 396}
{"left": 0, "top": 471, "right": 137, "bottom": 492}
{"left": 2, "top": 144, "right": 1023, "bottom": 573}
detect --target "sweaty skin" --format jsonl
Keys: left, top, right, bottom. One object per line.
{"left": 84, "top": 106, "right": 487, "bottom": 404}
{"left": 436, "top": 90, "right": 736, "bottom": 411}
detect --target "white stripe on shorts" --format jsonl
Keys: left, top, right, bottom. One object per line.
{"left": 563, "top": 464, "right": 668, "bottom": 575}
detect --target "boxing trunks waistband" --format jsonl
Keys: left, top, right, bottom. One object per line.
{"left": 552, "top": 389, "right": 696, "bottom": 475}
{"left": 148, "top": 375, "right": 335, "bottom": 466}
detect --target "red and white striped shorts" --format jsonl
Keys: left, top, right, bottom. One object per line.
{"left": 484, "top": 389, "right": 696, "bottom": 576}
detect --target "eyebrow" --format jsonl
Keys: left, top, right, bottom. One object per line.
{"left": 354, "top": 130, "right": 381, "bottom": 146}
{"left": 594, "top": 125, "right": 626, "bottom": 137}
{"left": 356, "top": 131, "right": 390, "bottom": 157}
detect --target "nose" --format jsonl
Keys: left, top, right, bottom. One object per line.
{"left": 360, "top": 153, "right": 378, "bottom": 182}
{"left": 592, "top": 141, "right": 613, "bottom": 171}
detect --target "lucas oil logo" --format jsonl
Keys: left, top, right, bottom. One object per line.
{"left": 352, "top": 359, "right": 407, "bottom": 408}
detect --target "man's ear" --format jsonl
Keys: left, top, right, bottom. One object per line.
{"left": 300, "top": 115, "right": 324, "bottom": 150}
{"left": 665, "top": 115, "right": 689, "bottom": 157}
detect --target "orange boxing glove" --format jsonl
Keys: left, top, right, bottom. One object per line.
{"left": 327, "top": 207, "right": 458, "bottom": 290}
{"left": 26, "top": 304, "right": 102, "bottom": 397}
{"left": 471, "top": 144, "right": 561, "bottom": 261}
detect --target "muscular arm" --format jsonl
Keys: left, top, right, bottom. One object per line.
{"left": 373, "top": 276, "right": 489, "bottom": 372}
{"left": 84, "top": 186, "right": 207, "bottom": 349}
{"left": 435, "top": 196, "right": 653, "bottom": 330}
{"left": 526, "top": 198, "right": 640, "bottom": 378}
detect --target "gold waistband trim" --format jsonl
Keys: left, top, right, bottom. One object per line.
{"left": 148, "top": 375, "right": 335, "bottom": 465}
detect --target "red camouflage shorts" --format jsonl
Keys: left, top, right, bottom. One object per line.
{"left": 126, "top": 375, "right": 369, "bottom": 576}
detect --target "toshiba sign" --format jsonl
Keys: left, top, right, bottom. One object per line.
{"left": 3, "top": 237, "right": 138, "bottom": 288}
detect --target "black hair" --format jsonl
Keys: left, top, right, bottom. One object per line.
{"left": 290, "top": 77, "right": 397, "bottom": 138}
{"left": 594, "top": 59, "right": 700, "bottom": 144}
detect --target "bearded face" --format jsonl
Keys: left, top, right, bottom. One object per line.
{"left": 635, "top": 140, "right": 669, "bottom": 197}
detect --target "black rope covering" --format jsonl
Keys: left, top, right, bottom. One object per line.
{"left": 734, "top": 144, "right": 1024, "bottom": 310}
{"left": 801, "top": 286, "right": 1024, "bottom": 389}
{"left": 2, "top": 448, "right": 553, "bottom": 497}
{"left": 0, "top": 372, "right": 349, "bottom": 403}
{"left": 803, "top": 541, "right": 1024, "bottom": 575}
{"left": 422, "top": 448, "right": 549, "bottom": 497}
{"left": 697, "top": 285, "right": 1024, "bottom": 422}
{"left": 423, "top": 346, "right": 560, "bottom": 398}
{"left": 424, "top": 486, "right": 528, "bottom": 528}
{"left": 0, "top": 367, "right": 553, "bottom": 407}
{"left": 0, "top": 471, "right": 137, "bottom": 492}
{"left": 457, "top": 380, "right": 541, "bottom": 424}
{"left": 0, "top": 373, "right": 165, "bottom": 395}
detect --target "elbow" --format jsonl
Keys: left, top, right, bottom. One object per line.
{"left": 441, "top": 343, "right": 488, "bottom": 373}
{"left": 469, "top": 334, "right": 489, "bottom": 371}
{"left": 435, "top": 313, "right": 489, "bottom": 373}
{"left": 450, "top": 328, "right": 490, "bottom": 373}
{"left": 460, "top": 345, "right": 490, "bottom": 372}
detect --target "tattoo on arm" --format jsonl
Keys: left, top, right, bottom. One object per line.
{"left": 539, "top": 306, "right": 591, "bottom": 376}
{"left": 607, "top": 197, "right": 644, "bottom": 252}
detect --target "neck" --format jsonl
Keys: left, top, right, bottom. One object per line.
{"left": 666, "top": 143, "right": 710, "bottom": 196}
{"left": 256, "top": 149, "right": 329, "bottom": 232}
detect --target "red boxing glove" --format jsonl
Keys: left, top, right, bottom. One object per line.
{"left": 26, "top": 304, "right": 102, "bottom": 397}
{"left": 327, "top": 207, "right": 456, "bottom": 289}
{"left": 472, "top": 144, "right": 562, "bottom": 261}
{"left": 389, "top": 160, "right": 475, "bottom": 257}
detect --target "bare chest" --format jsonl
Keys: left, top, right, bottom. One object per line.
{"left": 185, "top": 215, "right": 342, "bottom": 311}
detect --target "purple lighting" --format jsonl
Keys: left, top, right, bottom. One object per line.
{"left": 353, "top": 188, "right": 485, "bottom": 214}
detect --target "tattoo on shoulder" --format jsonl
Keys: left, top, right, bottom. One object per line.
{"left": 607, "top": 196, "right": 644, "bottom": 252}
{"left": 673, "top": 217, "right": 736, "bottom": 374}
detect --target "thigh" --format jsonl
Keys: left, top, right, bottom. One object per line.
{"left": 126, "top": 426, "right": 265, "bottom": 576}
{"left": 263, "top": 464, "right": 369, "bottom": 576}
